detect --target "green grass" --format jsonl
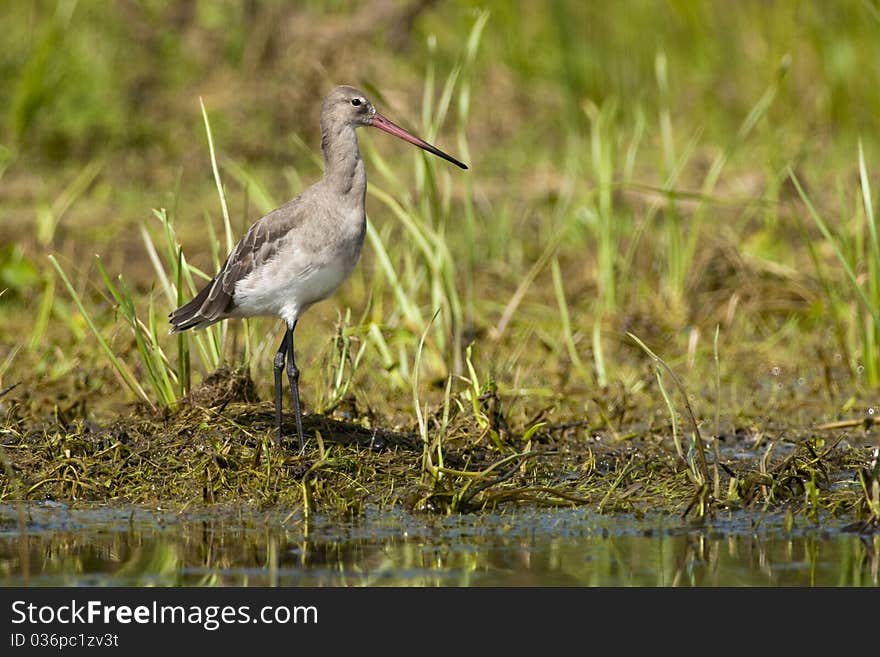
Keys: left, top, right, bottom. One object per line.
{"left": 789, "top": 144, "right": 880, "bottom": 387}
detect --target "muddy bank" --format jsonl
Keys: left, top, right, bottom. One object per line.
{"left": 1, "top": 370, "right": 877, "bottom": 532}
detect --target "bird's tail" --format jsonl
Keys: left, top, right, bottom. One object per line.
{"left": 169, "top": 282, "right": 216, "bottom": 333}
{"left": 170, "top": 254, "right": 236, "bottom": 333}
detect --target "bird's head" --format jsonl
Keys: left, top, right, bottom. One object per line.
{"left": 321, "top": 85, "right": 467, "bottom": 169}
{"left": 321, "top": 85, "right": 376, "bottom": 128}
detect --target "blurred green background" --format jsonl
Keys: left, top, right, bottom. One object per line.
{"left": 2, "top": 0, "right": 880, "bottom": 427}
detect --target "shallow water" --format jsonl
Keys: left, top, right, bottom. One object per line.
{"left": 0, "top": 503, "right": 876, "bottom": 586}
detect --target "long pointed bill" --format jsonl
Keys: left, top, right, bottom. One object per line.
{"left": 370, "top": 112, "right": 468, "bottom": 170}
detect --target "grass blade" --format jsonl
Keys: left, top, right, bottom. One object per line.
{"left": 49, "top": 255, "right": 154, "bottom": 410}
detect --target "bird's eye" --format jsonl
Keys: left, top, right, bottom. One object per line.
{"left": 351, "top": 98, "right": 362, "bottom": 107}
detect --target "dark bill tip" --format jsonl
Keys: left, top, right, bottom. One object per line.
{"left": 371, "top": 113, "right": 468, "bottom": 170}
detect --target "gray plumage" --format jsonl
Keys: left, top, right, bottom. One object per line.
{"left": 170, "top": 85, "right": 371, "bottom": 333}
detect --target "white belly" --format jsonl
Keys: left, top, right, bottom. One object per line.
{"left": 232, "top": 246, "right": 359, "bottom": 325}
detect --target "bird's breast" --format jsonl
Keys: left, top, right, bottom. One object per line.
{"left": 231, "top": 205, "right": 366, "bottom": 325}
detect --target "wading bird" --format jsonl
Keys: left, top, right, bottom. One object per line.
{"left": 169, "top": 85, "right": 467, "bottom": 448}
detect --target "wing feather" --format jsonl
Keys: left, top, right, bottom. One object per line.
{"left": 169, "top": 196, "right": 305, "bottom": 331}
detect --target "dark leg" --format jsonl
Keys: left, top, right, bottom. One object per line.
{"left": 273, "top": 328, "right": 291, "bottom": 446}
{"left": 285, "top": 320, "right": 305, "bottom": 450}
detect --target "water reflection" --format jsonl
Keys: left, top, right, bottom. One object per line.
{"left": 0, "top": 503, "right": 876, "bottom": 586}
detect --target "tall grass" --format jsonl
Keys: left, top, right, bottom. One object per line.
{"left": 360, "top": 10, "right": 488, "bottom": 383}
{"left": 789, "top": 142, "right": 880, "bottom": 386}
{"left": 49, "top": 104, "right": 244, "bottom": 407}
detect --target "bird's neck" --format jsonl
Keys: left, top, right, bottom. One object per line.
{"left": 320, "top": 123, "right": 366, "bottom": 203}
